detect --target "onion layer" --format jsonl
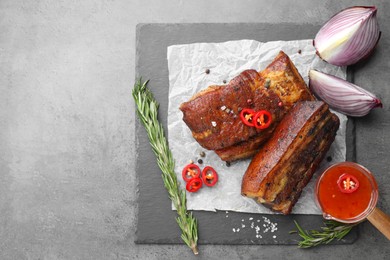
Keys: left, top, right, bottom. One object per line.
{"left": 314, "top": 6, "right": 381, "bottom": 66}
{"left": 309, "top": 70, "right": 382, "bottom": 117}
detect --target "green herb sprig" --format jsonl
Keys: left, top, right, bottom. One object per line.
{"left": 291, "top": 220, "right": 358, "bottom": 248}
{"left": 132, "top": 79, "right": 199, "bottom": 255}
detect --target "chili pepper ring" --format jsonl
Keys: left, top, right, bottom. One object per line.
{"left": 253, "top": 110, "right": 272, "bottom": 130}
{"left": 182, "top": 164, "right": 201, "bottom": 182}
{"left": 201, "top": 166, "right": 218, "bottom": 187}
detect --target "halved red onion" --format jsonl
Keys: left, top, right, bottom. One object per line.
{"left": 309, "top": 70, "right": 382, "bottom": 117}
{"left": 314, "top": 6, "right": 381, "bottom": 66}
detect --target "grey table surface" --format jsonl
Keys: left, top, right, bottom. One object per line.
{"left": 1, "top": 0, "right": 389, "bottom": 259}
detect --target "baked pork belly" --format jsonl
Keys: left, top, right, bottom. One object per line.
{"left": 179, "top": 51, "right": 314, "bottom": 161}
{"left": 241, "top": 101, "right": 340, "bottom": 214}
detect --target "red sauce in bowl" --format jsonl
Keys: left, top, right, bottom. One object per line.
{"left": 316, "top": 162, "right": 378, "bottom": 223}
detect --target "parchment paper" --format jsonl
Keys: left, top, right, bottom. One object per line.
{"left": 167, "top": 39, "right": 347, "bottom": 214}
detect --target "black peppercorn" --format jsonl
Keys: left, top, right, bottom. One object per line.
{"left": 223, "top": 80, "right": 227, "bottom": 84}
{"left": 226, "top": 161, "right": 231, "bottom": 167}
{"left": 205, "top": 69, "right": 210, "bottom": 74}
{"left": 197, "top": 159, "right": 203, "bottom": 164}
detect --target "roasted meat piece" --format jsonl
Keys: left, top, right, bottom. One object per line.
{"left": 180, "top": 69, "right": 286, "bottom": 151}
{"left": 180, "top": 51, "right": 314, "bottom": 161}
{"left": 241, "top": 101, "right": 340, "bottom": 214}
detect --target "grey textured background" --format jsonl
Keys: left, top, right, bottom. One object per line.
{"left": 1, "top": 0, "right": 389, "bottom": 259}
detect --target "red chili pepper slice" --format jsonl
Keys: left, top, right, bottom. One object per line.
{"left": 182, "top": 164, "right": 201, "bottom": 182}
{"left": 240, "top": 108, "right": 256, "bottom": 127}
{"left": 186, "top": 177, "right": 203, "bottom": 192}
{"left": 201, "top": 166, "right": 218, "bottom": 187}
{"left": 337, "top": 173, "right": 360, "bottom": 193}
{"left": 253, "top": 110, "right": 272, "bottom": 130}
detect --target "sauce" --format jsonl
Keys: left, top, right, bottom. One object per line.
{"left": 316, "top": 162, "right": 377, "bottom": 221}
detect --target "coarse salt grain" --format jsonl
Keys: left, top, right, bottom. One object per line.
{"left": 232, "top": 217, "right": 278, "bottom": 240}
{"left": 211, "top": 121, "right": 217, "bottom": 127}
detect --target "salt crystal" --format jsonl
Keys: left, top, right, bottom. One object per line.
{"left": 273, "top": 235, "right": 276, "bottom": 239}
{"left": 233, "top": 228, "right": 236, "bottom": 232}
{"left": 249, "top": 217, "right": 253, "bottom": 220}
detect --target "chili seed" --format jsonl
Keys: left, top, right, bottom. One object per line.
{"left": 200, "top": 151, "right": 206, "bottom": 157}
{"left": 189, "top": 159, "right": 194, "bottom": 164}
{"left": 205, "top": 69, "right": 210, "bottom": 74}
{"left": 225, "top": 108, "right": 231, "bottom": 113}
{"left": 197, "top": 159, "right": 203, "bottom": 164}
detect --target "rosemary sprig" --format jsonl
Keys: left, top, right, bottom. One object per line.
{"left": 132, "top": 79, "right": 199, "bottom": 255}
{"left": 291, "top": 220, "right": 358, "bottom": 248}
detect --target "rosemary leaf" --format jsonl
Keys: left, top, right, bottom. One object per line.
{"left": 132, "top": 79, "right": 199, "bottom": 255}
{"left": 292, "top": 220, "right": 357, "bottom": 248}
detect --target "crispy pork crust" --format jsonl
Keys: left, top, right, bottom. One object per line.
{"left": 241, "top": 101, "right": 340, "bottom": 214}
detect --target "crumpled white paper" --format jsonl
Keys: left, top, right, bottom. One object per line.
{"left": 167, "top": 39, "right": 347, "bottom": 214}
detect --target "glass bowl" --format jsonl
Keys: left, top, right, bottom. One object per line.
{"left": 315, "top": 161, "right": 379, "bottom": 223}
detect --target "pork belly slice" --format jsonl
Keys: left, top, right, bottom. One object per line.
{"left": 241, "top": 101, "right": 340, "bottom": 215}
{"left": 180, "top": 69, "right": 286, "bottom": 151}
{"left": 180, "top": 51, "right": 314, "bottom": 161}
{"left": 214, "top": 51, "right": 315, "bottom": 161}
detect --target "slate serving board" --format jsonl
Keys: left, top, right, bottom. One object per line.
{"left": 135, "top": 23, "right": 358, "bottom": 245}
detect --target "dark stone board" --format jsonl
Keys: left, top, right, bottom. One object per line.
{"left": 135, "top": 23, "right": 357, "bottom": 245}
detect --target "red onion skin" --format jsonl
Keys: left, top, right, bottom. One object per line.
{"left": 309, "top": 70, "right": 382, "bottom": 117}
{"left": 314, "top": 6, "right": 381, "bottom": 66}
